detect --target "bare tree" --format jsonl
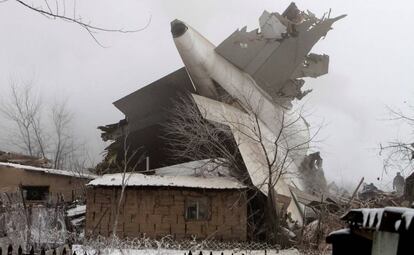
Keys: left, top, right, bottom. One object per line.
{"left": 163, "top": 95, "right": 320, "bottom": 243}
{"left": 0, "top": 0, "right": 151, "bottom": 46}
{"left": 0, "top": 80, "right": 92, "bottom": 172}
{"left": 163, "top": 96, "right": 246, "bottom": 180}
{"left": 51, "top": 100, "right": 73, "bottom": 169}
{"left": 380, "top": 104, "right": 414, "bottom": 177}
{"left": 0, "top": 80, "right": 46, "bottom": 157}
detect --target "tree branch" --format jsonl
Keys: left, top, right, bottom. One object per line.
{"left": 13, "top": 0, "right": 152, "bottom": 46}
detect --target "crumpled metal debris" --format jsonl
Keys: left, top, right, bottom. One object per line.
{"left": 215, "top": 4, "right": 345, "bottom": 106}
{"left": 259, "top": 10, "right": 286, "bottom": 39}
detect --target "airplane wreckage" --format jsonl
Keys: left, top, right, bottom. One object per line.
{"left": 98, "top": 3, "right": 346, "bottom": 231}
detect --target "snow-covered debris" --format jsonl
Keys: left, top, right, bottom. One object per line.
{"left": 71, "top": 216, "right": 85, "bottom": 227}
{"left": 0, "top": 162, "right": 97, "bottom": 179}
{"left": 67, "top": 205, "right": 86, "bottom": 217}
{"left": 328, "top": 228, "right": 350, "bottom": 236}
{"left": 88, "top": 173, "right": 246, "bottom": 190}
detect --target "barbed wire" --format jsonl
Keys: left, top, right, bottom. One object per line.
{"left": 81, "top": 235, "right": 281, "bottom": 252}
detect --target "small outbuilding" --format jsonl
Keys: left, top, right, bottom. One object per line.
{"left": 85, "top": 172, "right": 248, "bottom": 240}
{"left": 0, "top": 162, "right": 96, "bottom": 203}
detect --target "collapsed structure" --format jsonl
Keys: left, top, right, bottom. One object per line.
{"left": 97, "top": 3, "right": 345, "bottom": 240}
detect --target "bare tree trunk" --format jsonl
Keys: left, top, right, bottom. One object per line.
{"left": 111, "top": 131, "right": 144, "bottom": 242}
{"left": 18, "top": 185, "right": 31, "bottom": 251}
{"left": 267, "top": 185, "right": 280, "bottom": 243}
{"left": 51, "top": 101, "right": 73, "bottom": 169}
{"left": 30, "top": 115, "right": 47, "bottom": 159}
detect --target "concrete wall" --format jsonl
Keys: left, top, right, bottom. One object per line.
{"left": 85, "top": 186, "right": 247, "bottom": 241}
{"left": 0, "top": 166, "right": 90, "bottom": 202}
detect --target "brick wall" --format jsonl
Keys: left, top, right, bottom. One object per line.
{"left": 85, "top": 186, "right": 247, "bottom": 241}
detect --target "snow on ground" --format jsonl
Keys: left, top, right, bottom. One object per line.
{"left": 73, "top": 245, "right": 301, "bottom": 255}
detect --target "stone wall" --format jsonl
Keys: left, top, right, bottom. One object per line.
{"left": 0, "top": 166, "right": 90, "bottom": 203}
{"left": 85, "top": 186, "right": 247, "bottom": 241}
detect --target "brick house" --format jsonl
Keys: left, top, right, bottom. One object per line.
{"left": 85, "top": 172, "right": 248, "bottom": 241}
{"left": 0, "top": 162, "right": 96, "bottom": 203}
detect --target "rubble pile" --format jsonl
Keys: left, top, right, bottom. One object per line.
{"left": 292, "top": 180, "right": 410, "bottom": 251}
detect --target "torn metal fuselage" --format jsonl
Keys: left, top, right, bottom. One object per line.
{"left": 171, "top": 5, "right": 345, "bottom": 225}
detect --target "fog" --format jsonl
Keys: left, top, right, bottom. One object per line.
{"left": 0, "top": 0, "right": 413, "bottom": 190}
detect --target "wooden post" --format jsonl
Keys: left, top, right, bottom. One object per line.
{"left": 346, "top": 177, "right": 364, "bottom": 209}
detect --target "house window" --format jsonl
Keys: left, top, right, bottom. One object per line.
{"left": 22, "top": 186, "right": 49, "bottom": 201}
{"left": 185, "top": 197, "right": 210, "bottom": 221}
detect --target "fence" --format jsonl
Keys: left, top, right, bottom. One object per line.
{"left": 81, "top": 235, "right": 281, "bottom": 251}
{"left": 72, "top": 250, "right": 279, "bottom": 255}
{"left": 0, "top": 244, "right": 70, "bottom": 255}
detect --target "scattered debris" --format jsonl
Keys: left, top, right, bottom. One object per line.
{"left": 65, "top": 203, "right": 86, "bottom": 238}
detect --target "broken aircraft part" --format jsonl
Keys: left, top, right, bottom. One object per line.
{"left": 191, "top": 93, "right": 306, "bottom": 225}
{"left": 215, "top": 7, "right": 345, "bottom": 106}
{"left": 259, "top": 10, "right": 286, "bottom": 40}
{"left": 99, "top": 3, "right": 345, "bottom": 227}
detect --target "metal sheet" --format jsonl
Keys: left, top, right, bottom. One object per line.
{"left": 191, "top": 94, "right": 304, "bottom": 224}
{"left": 259, "top": 10, "right": 286, "bottom": 39}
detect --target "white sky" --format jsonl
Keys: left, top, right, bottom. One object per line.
{"left": 0, "top": 0, "right": 413, "bottom": 190}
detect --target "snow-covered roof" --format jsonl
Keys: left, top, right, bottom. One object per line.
{"left": 88, "top": 172, "right": 246, "bottom": 190}
{"left": 0, "top": 162, "right": 97, "bottom": 179}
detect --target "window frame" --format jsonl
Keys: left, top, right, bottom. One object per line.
{"left": 21, "top": 185, "right": 50, "bottom": 201}
{"left": 184, "top": 196, "right": 211, "bottom": 221}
